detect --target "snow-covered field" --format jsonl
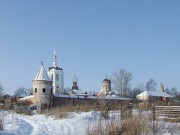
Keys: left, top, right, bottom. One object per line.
{"left": 1, "top": 111, "right": 102, "bottom": 135}
{"left": 1, "top": 110, "right": 180, "bottom": 135}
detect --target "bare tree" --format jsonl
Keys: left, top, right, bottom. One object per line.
{"left": 130, "top": 83, "right": 145, "bottom": 98}
{"left": 112, "top": 69, "right": 132, "bottom": 97}
{"left": 0, "top": 84, "right": 4, "bottom": 97}
{"left": 14, "top": 87, "right": 33, "bottom": 98}
{"left": 14, "top": 87, "right": 26, "bottom": 98}
{"left": 170, "top": 87, "right": 178, "bottom": 96}
{"left": 26, "top": 88, "right": 33, "bottom": 95}
{"left": 165, "top": 87, "right": 170, "bottom": 94}
{"left": 165, "top": 87, "right": 180, "bottom": 99}
{"left": 176, "top": 92, "right": 180, "bottom": 100}
{"left": 146, "top": 78, "right": 157, "bottom": 91}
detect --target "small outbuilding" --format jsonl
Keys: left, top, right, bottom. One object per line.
{"left": 136, "top": 91, "right": 174, "bottom": 102}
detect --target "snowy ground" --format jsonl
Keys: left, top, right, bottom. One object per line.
{"left": 1, "top": 110, "right": 180, "bottom": 135}
{"left": 1, "top": 111, "right": 103, "bottom": 135}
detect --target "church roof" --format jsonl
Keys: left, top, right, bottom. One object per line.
{"left": 34, "top": 63, "right": 51, "bottom": 81}
{"left": 103, "top": 75, "right": 111, "bottom": 82}
{"left": 103, "top": 78, "right": 111, "bottom": 82}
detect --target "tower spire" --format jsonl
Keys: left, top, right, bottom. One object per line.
{"left": 53, "top": 48, "right": 57, "bottom": 67}
{"left": 72, "top": 70, "right": 78, "bottom": 82}
{"left": 160, "top": 82, "right": 164, "bottom": 92}
{"left": 72, "top": 71, "right": 78, "bottom": 90}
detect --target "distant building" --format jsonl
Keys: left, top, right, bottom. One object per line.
{"left": 70, "top": 72, "right": 82, "bottom": 95}
{"left": 72, "top": 72, "right": 79, "bottom": 90}
{"left": 48, "top": 49, "right": 64, "bottom": 94}
{"left": 100, "top": 76, "right": 111, "bottom": 94}
{"left": 136, "top": 83, "right": 174, "bottom": 102}
{"left": 97, "top": 76, "right": 112, "bottom": 96}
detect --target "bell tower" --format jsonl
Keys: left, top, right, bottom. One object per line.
{"left": 48, "top": 49, "right": 64, "bottom": 94}
{"left": 72, "top": 72, "right": 79, "bottom": 90}
{"left": 101, "top": 76, "right": 111, "bottom": 94}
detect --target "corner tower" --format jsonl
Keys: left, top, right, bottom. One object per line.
{"left": 33, "top": 62, "right": 53, "bottom": 106}
{"left": 48, "top": 49, "right": 64, "bottom": 94}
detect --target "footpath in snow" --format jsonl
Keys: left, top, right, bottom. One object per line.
{"left": 1, "top": 111, "right": 101, "bottom": 135}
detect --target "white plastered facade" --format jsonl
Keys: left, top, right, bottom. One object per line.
{"left": 48, "top": 49, "right": 64, "bottom": 94}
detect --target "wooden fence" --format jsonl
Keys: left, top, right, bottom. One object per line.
{"left": 154, "top": 106, "right": 180, "bottom": 120}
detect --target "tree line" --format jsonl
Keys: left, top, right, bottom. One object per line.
{"left": 112, "top": 68, "right": 180, "bottom": 100}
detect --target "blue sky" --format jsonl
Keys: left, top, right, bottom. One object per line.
{"left": 0, "top": 0, "right": 180, "bottom": 95}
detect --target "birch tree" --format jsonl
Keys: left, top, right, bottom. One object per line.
{"left": 112, "top": 69, "right": 132, "bottom": 97}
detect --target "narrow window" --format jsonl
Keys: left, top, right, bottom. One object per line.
{"left": 43, "top": 88, "right": 45, "bottom": 93}
{"left": 51, "top": 89, "right": 53, "bottom": 94}
{"left": 35, "top": 88, "right": 37, "bottom": 93}
{"left": 51, "top": 74, "right": 53, "bottom": 80}
{"left": 56, "top": 74, "right": 59, "bottom": 80}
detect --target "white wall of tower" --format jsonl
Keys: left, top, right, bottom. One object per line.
{"left": 101, "top": 81, "right": 111, "bottom": 94}
{"left": 48, "top": 69, "right": 64, "bottom": 94}
{"left": 33, "top": 80, "right": 53, "bottom": 105}
{"left": 47, "top": 49, "right": 65, "bottom": 95}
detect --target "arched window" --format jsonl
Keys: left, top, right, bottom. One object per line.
{"left": 35, "top": 88, "right": 37, "bottom": 93}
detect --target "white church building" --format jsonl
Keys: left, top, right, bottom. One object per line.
{"left": 48, "top": 49, "right": 64, "bottom": 94}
